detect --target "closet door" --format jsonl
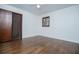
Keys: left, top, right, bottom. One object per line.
{"left": 0, "top": 9, "right": 12, "bottom": 42}
{"left": 12, "top": 12, "right": 22, "bottom": 40}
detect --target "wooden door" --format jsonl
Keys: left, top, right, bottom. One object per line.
{"left": 0, "top": 9, "right": 12, "bottom": 42}
{"left": 12, "top": 12, "right": 22, "bottom": 40}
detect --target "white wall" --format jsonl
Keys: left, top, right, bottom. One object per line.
{"left": 39, "top": 5, "right": 79, "bottom": 43}
{"left": 0, "top": 4, "right": 39, "bottom": 38}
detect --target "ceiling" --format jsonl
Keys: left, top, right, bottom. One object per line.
{"left": 9, "top": 4, "right": 76, "bottom": 15}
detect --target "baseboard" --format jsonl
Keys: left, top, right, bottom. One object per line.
{"left": 22, "top": 34, "right": 79, "bottom": 44}
{"left": 22, "top": 34, "right": 38, "bottom": 38}
{"left": 39, "top": 34, "right": 79, "bottom": 44}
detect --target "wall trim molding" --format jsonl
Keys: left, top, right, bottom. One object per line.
{"left": 39, "top": 34, "right": 79, "bottom": 44}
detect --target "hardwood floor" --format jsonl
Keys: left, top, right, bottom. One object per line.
{"left": 0, "top": 36, "right": 79, "bottom": 54}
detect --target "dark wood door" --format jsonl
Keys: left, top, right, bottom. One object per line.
{"left": 0, "top": 9, "right": 12, "bottom": 42}
{"left": 12, "top": 12, "right": 22, "bottom": 40}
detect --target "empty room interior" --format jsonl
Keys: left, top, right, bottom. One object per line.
{"left": 0, "top": 4, "right": 79, "bottom": 54}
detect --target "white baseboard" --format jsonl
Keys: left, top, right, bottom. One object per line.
{"left": 22, "top": 34, "right": 79, "bottom": 44}
{"left": 39, "top": 34, "right": 79, "bottom": 44}
{"left": 22, "top": 34, "right": 38, "bottom": 38}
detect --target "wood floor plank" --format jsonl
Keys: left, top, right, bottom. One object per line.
{"left": 0, "top": 36, "right": 79, "bottom": 54}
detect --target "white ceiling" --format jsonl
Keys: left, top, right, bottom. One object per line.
{"left": 9, "top": 4, "right": 76, "bottom": 15}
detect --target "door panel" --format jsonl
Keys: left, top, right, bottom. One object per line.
{"left": 0, "top": 9, "right": 12, "bottom": 42}
{"left": 12, "top": 12, "right": 22, "bottom": 40}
